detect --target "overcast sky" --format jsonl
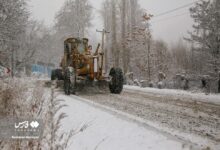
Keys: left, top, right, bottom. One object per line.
{"left": 29, "top": 0, "right": 195, "bottom": 44}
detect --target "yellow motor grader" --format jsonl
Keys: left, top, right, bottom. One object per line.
{"left": 51, "top": 37, "right": 123, "bottom": 95}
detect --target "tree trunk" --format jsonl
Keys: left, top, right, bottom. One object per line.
{"left": 103, "top": 1, "right": 110, "bottom": 73}
{"left": 121, "top": 0, "right": 127, "bottom": 73}
{"left": 128, "top": 0, "right": 137, "bottom": 71}
{"left": 111, "top": 0, "right": 119, "bottom": 67}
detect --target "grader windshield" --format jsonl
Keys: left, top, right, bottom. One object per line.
{"left": 64, "top": 38, "right": 88, "bottom": 54}
{"left": 75, "top": 38, "right": 88, "bottom": 54}
{"left": 77, "top": 40, "right": 86, "bottom": 54}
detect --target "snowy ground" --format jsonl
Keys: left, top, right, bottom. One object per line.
{"left": 76, "top": 86, "right": 220, "bottom": 150}
{"left": 3, "top": 78, "right": 220, "bottom": 149}
{"left": 58, "top": 94, "right": 198, "bottom": 150}
{"left": 43, "top": 81, "right": 220, "bottom": 150}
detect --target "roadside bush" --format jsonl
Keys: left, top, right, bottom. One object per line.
{"left": 0, "top": 79, "right": 75, "bottom": 149}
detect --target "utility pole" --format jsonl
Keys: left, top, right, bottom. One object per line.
{"left": 96, "top": 29, "right": 110, "bottom": 73}
{"left": 142, "top": 13, "right": 152, "bottom": 81}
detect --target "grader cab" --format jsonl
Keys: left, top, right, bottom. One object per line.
{"left": 51, "top": 37, "right": 124, "bottom": 95}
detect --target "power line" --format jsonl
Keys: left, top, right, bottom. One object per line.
{"left": 151, "top": 12, "right": 190, "bottom": 24}
{"left": 153, "top": 0, "right": 201, "bottom": 18}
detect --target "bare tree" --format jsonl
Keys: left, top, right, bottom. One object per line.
{"left": 121, "top": 0, "right": 127, "bottom": 73}
{"left": 170, "top": 40, "right": 191, "bottom": 74}
{"left": 17, "top": 21, "right": 45, "bottom": 67}
{"left": 0, "top": 0, "right": 29, "bottom": 76}
{"left": 111, "top": 0, "right": 119, "bottom": 67}
{"left": 55, "top": 0, "right": 92, "bottom": 39}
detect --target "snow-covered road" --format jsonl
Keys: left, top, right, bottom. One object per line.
{"left": 58, "top": 94, "right": 198, "bottom": 150}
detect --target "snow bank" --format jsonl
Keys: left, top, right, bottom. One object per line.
{"left": 124, "top": 85, "right": 220, "bottom": 105}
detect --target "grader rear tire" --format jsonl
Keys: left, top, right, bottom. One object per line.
{"left": 109, "top": 68, "right": 124, "bottom": 94}
{"left": 51, "top": 69, "right": 63, "bottom": 81}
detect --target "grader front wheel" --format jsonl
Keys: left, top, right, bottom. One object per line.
{"left": 64, "top": 69, "right": 71, "bottom": 95}
{"left": 109, "top": 68, "right": 124, "bottom": 94}
{"left": 64, "top": 68, "right": 76, "bottom": 95}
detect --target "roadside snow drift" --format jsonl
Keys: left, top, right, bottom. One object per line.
{"left": 58, "top": 95, "right": 195, "bottom": 150}
{"left": 124, "top": 85, "right": 220, "bottom": 105}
